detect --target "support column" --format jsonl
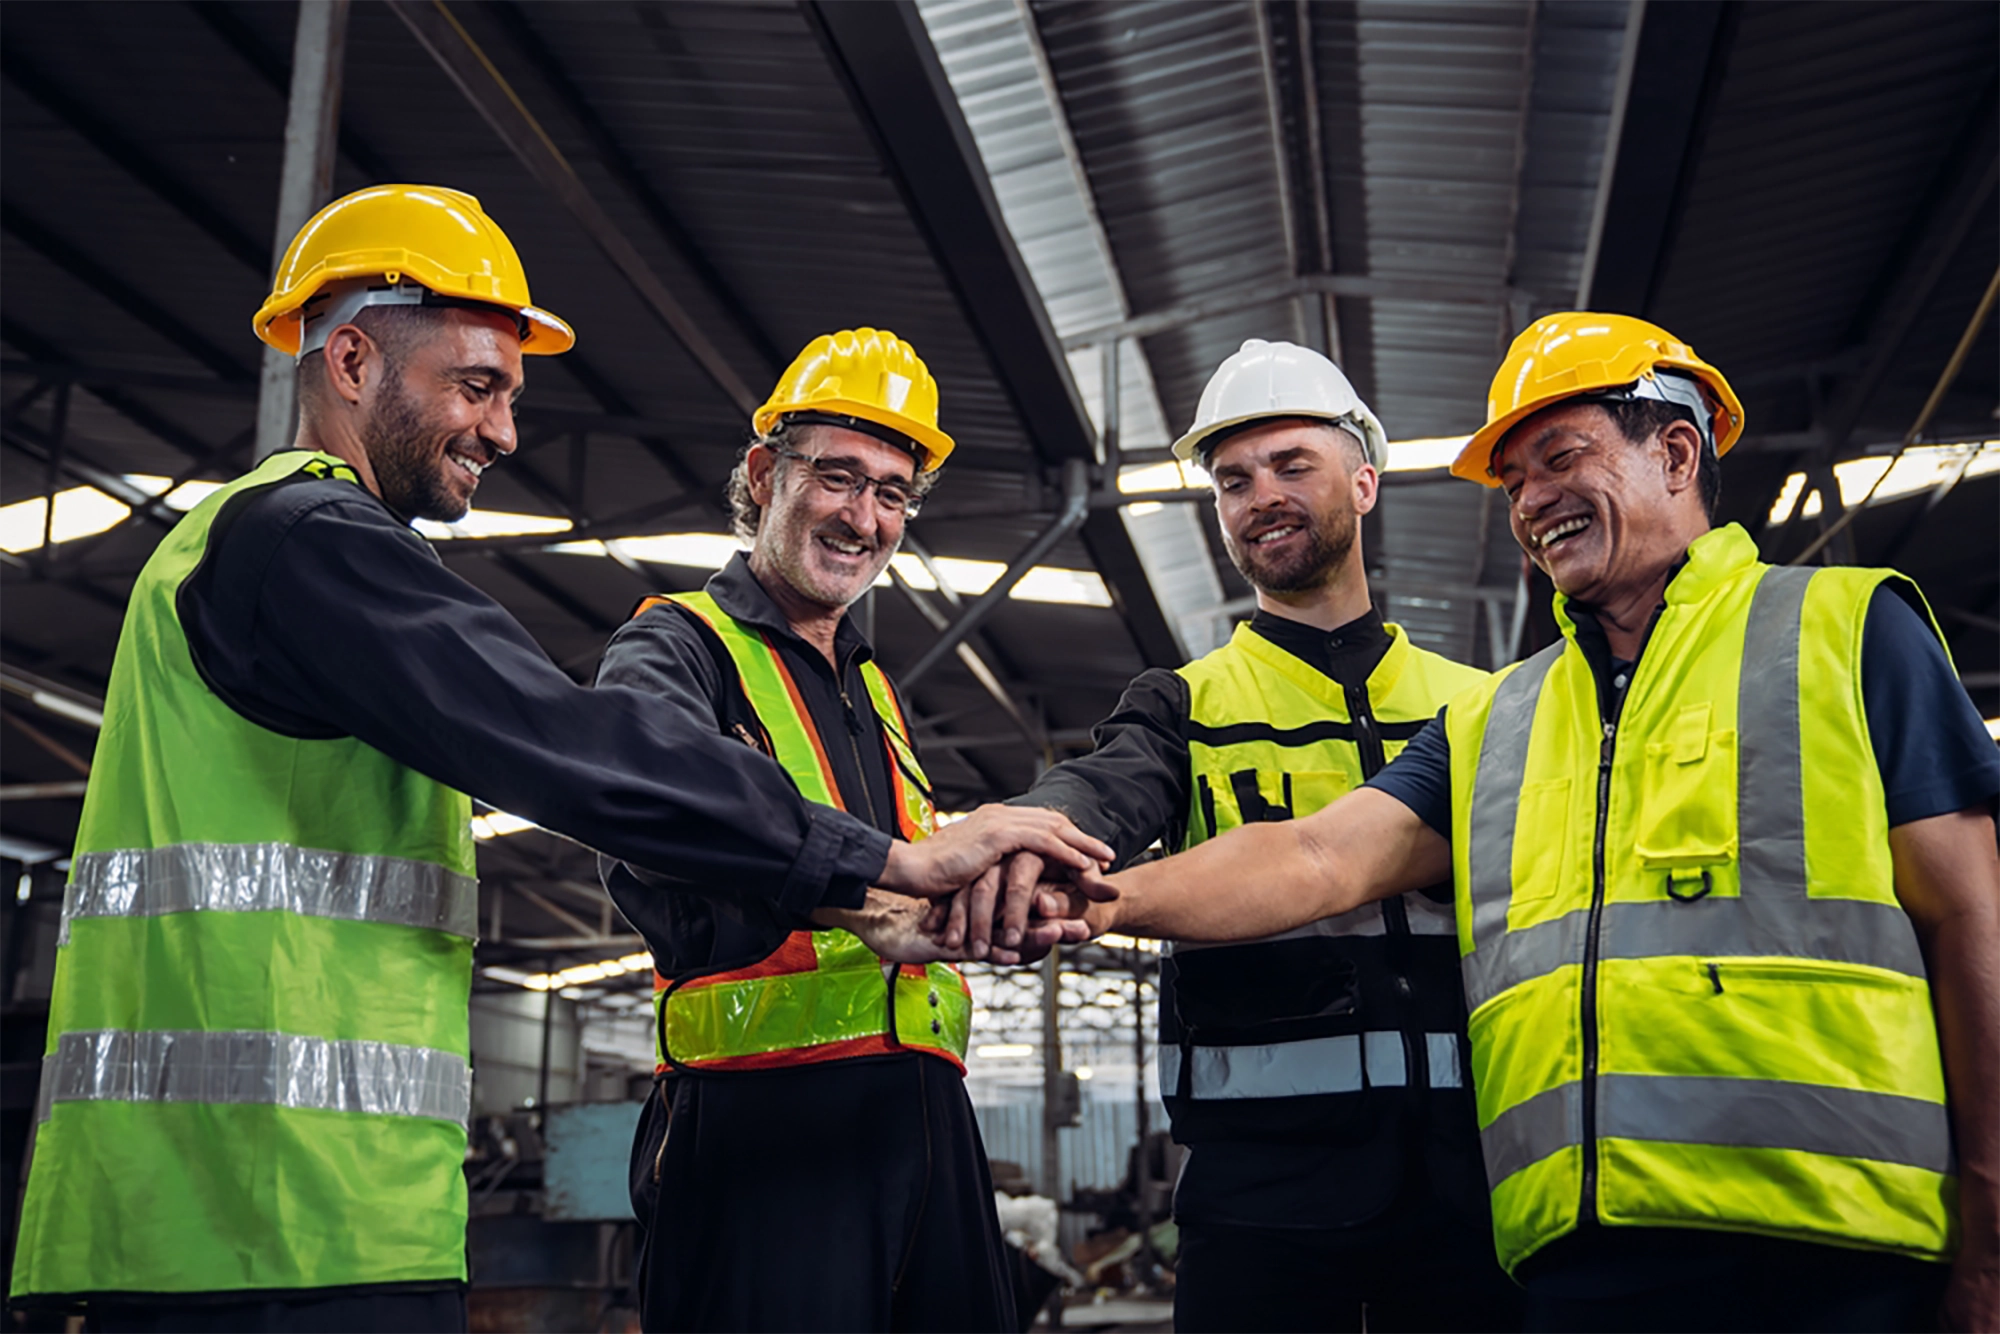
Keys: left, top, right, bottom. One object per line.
{"left": 1039, "top": 945, "right": 1062, "bottom": 1200}
{"left": 255, "top": 0, "right": 351, "bottom": 460}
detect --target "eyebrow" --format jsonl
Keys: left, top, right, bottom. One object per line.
{"left": 1215, "top": 446, "right": 1314, "bottom": 477}
{"left": 1496, "top": 423, "right": 1571, "bottom": 477}
{"left": 453, "top": 363, "right": 523, "bottom": 403}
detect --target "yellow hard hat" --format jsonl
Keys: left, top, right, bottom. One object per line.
{"left": 1455, "top": 312, "right": 1743, "bottom": 486}
{"left": 753, "top": 328, "right": 954, "bottom": 471}
{"left": 254, "top": 184, "right": 574, "bottom": 358}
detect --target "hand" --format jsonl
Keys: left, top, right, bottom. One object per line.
{"left": 1941, "top": 1243, "right": 1998, "bottom": 1333}
{"left": 814, "top": 890, "right": 966, "bottom": 965}
{"left": 878, "top": 804, "right": 1113, "bottom": 900}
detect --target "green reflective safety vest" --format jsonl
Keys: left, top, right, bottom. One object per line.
{"left": 1163, "top": 622, "right": 1486, "bottom": 1127}
{"left": 637, "top": 591, "right": 971, "bottom": 1075}
{"left": 1445, "top": 523, "right": 1955, "bottom": 1274}
{"left": 12, "top": 450, "right": 479, "bottom": 1302}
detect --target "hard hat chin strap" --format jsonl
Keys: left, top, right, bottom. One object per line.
{"left": 296, "top": 279, "right": 526, "bottom": 361}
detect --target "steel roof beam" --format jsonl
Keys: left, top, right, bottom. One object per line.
{"left": 0, "top": 47, "right": 271, "bottom": 275}
{"left": 804, "top": 0, "right": 1178, "bottom": 667}
{"left": 1579, "top": 0, "right": 1739, "bottom": 315}
{"left": 1815, "top": 80, "right": 1998, "bottom": 455}
{"left": 1060, "top": 273, "right": 1537, "bottom": 352}
{"left": 387, "top": 0, "right": 764, "bottom": 418}
{"left": 482, "top": 0, "right": 784, "bottom": 378}
{"left": 1, "top": 202, "right": 256, "bottom": 383}
{"left": 190, "top": 0, "right": 717, "bottom": 505}
{"left": 0, "top": 317, "right": 237, "bottom": 466}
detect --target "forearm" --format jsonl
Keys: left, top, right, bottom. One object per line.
{"left": 1889, "top": 807, "right": 2000, "bottom": 1324}
{"left": 1929, "top": 903, "right": 2000, "bottom": 1258}
{"left": 1092, "top": 786, "right": 1448, "bottom": 942}
{"left": 1098, "top": 820, "right": 1343, "bottom": 941}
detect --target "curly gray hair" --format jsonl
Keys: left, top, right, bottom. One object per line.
{"left": 725, "top": 420, "right": 939, "bottom": 542}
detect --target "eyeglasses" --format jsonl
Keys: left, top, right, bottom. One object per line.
{"left": 769, "top": 445, "right": 924, "bottom": 517}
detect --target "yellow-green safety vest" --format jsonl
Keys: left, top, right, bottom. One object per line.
{"left": 13, "top": 450, "right": 478, "bottom": 1302}
{"left": 1445, "top": 523, "right": 1955, "bottom": 1274}
{"left": 636, "top": 591, "right": 971, "bottom": 1074}
{"left": 1163, "top": 621, "right": 1487, "bottom": 1112}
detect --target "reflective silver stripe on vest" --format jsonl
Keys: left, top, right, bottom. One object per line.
{"left": 1459, "top": 566, "right": 1926, "bottom": 1014}
{"left": 1462, "top": 894, "right": 1927, "bottom": 1012}
{"left": 1170, "top": 888, "right": 1453, "bottom": 955}
{"left": 1481, "top": 1074, "right": 1954, "bottom": 1187}
{"left": 1464, "top": 643, "right": 1564, "bottom": 965}
{"left": 1160, "top": 1031, "right": 1465, "bottom": 1100}
{"left": 61, "top": 843, "right": 479, "bottom": 945}
{"left": 1480, "top": 1081, "right": 1582, "bottom": 1187}
{"left": 36, "top": 1029, "right": 470, "bottom": 1126}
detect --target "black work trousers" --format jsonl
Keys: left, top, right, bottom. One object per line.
{"left": 639, "top": 1054, "right": 1015, "bottom": 1332}
{"left": 82, "top": 1287, "right": 465, "bottom": 1332}
{"left": 1518, "top": 1228, "right": 1949, "bottom": 1332}
{"left": 1174, "top": 1208, "right": 1523, "bottom": 1333}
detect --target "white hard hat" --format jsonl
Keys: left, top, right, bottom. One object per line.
{"left": 1171, "top": 339, "right": 1388, "bottom": 470}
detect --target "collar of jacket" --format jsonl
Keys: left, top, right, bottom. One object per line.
{"left": 1553, "top": 522, "right": 1755, "bottom": 646}
{"left": 1248, "top": 604, "right": 1392, "bottom": 687}
{"left": 703, "top": 550, "right": 876, "bottom": 669}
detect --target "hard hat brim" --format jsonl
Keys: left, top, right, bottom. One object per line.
{"left": 1173, "top": 409, "right": 1385, "bottom": 471}
{"left": 254, "top": 257, "right": 574, "bottom": 357}
{"left": 1453, "top": 373, "right": 1745, "bottom": 487}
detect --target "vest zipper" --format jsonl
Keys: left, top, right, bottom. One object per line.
{"left": 1579, "top": 617, "right": 1650, "bottom": 1227}
{"left": 1581, "top": 715, "right": 1616, "bottom": 1224}
{"left": 838, "top": 647, "right": 882, "bottom": 829}
{"left": 1345, "top": 681, "right": 1424, "bottom": 1094}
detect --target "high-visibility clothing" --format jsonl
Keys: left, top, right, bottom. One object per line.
{"left": 12, "top": 450, "right": 478, "bottom": 1301}
{"left": 637, "top": 591, "right": 970, "bottom": 1074}
{"left": 1445, "top": 523, "right": 1955, "bottom": 1274}
{"left": 1162, "top": 622, "right": 1486, "bottom": 1142}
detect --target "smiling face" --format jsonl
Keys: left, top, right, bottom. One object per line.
{"left": 1208, "top": 418, "right": 1376, "bottom": 595}
{"left": 357, "top": 308, "right": 524, "bottom": 523}
{"left": 749, "top": 425, "right": 915, "bottom": 611}
{"left": 1493, "top": 401, "right": 1707, "bottom": 605}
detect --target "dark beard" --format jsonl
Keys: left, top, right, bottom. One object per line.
{"left": 1226, "top": 507, "right": 1357, "bottom": 593}
{"left": 364, "top": 365, "right": 469, "bottom": 523}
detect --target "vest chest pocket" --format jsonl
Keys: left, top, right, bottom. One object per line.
{"left": 1633, "top": 703, "right": 1737, "bottom": 876}
{"left": 1510, "top": 777, "right": 1570, "bottom": 903}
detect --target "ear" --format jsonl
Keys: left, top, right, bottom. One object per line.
{"left": 321, "top": 324, "right": 377, "bottom": 408}
{"left": 1351, "top": 460, "right": 1380, "bottom": 517}
{"left": 746, "top": 443, "right": 780, "bottom": 508}
{"left": 1657, "top": 418, "right": 1704, "bottom": 498}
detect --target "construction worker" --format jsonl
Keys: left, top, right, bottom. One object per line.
{"left": 967, "top": 339, "right": 1519, "bottom": 1331}
{"left": 594, "top": 328, "right": 1040, "bottom": 1332}
{"left": 7, "top": 189, "right": 1106, "bottom": 1333}
{"left": 1023, "top": 314, "right": 2000, "bottom": 1332}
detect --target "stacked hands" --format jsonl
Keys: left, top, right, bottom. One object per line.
{"left": 813, "top": 805, "right": 1121, "bottom": 966}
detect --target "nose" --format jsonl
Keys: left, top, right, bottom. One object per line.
{"left": 1247, "top": 467, "right": 1288, "bottom": 509}
{"left": 480, "top": 395, "right": 518, "bottom": 458}
{"left": 839, "top": 485, "right": 882, "bottom": 539}
{"left": 1513, "top": 469, "right": 1560, "bottom": 523}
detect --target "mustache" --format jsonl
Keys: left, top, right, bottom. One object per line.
{"left": 1237, "top": 508, "right": 1311, "bottom": 539}
{"left": 815, "top": 519, "right": 881, "bottom": 553}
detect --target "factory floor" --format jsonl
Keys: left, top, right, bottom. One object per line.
{"left": 1037, "top": 1295, "right": 1176, "bottom": 1332}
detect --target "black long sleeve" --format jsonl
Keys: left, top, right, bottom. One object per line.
{"left": 177, "top": 471, "right": 885, "bottom": 916}
{"left": 1008, "top": 667, "right": 1192, "bottom": 867}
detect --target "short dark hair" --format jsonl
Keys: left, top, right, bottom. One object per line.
{"left": 296, "top": 304, "right": 449, "bottom": 418}
{"left": 1602, "top": 399, "right": 1721, "bottom": 521}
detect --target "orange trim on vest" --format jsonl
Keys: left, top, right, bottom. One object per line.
{"left": 763, "top": 642, "right": 844, "bottom": 810}
{"left": 685, "top": 1033, "right": 968, "bottom": 1075}
{"left": 670, "top": 931, "right": 820, "bottom": 991}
